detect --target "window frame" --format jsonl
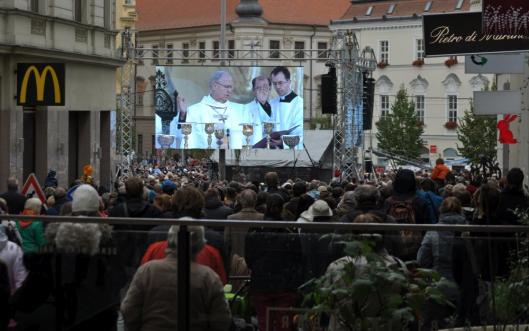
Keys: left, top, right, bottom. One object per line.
{"left": 212, "top": 40, "right": 220, "bottom": 60}
{"left": 137, "top": 134, "right": 143, "bottom": 156}
{"left": 228, "top": 40, "right": 235, "bottom": 59}
{"left": 447, "top": 95, "right": 458, "bottom": 122}
{"left": 166, "top": 43, "right": 173, "bottom": 65}
{"left": 415, "top": 95, "right": 425, "bottom": 123}
{"left": 30, "top": 0, "right": 39, "bottom": 13}
{"left": 317, "top": 42, "right": 328, "bottom": 60}
{"left": 152, "top": 45, "right": 159, "bottom": 65}
{"left": 199, "top": 41, "right": 206, "bottom": 61}
{"left": 415, "top": 39, "right": 425, "bottom": 61}
{"left": 74, "top": 0, "right": 83, "bottom": 23}
{"left": 294, "top": 41, "right": 305, "bottom": 59}
{"left": 182, "top": 42, "right": 189, "bottom": 63}
{"left": 379, "top": 40, "right": 389, "bottom": 64}
{"left": 269, "top": 40, "right": 280, "bottom": 59}
{"left": 380, "top": 95, "right": 390, "bottom": 118}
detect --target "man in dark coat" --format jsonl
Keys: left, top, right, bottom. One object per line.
{"left": 0, "top": 178, "right": 27, "bottom": 215}
{"left": 109, "top": 177, "right": 162, "bottom": 279}
{"left": 496, "top": 168, "right": 529, "bottom": 226}
{"left": 203, "top": 188, "right": 233, "bottom": 220}
{"left": 494, "top": 168, "right": 529, "bottom": 277}
{"left": 264, "top": 172, "right": 290, "bottom": 202}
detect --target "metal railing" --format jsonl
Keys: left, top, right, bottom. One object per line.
{"left": 3, "top": 214, "right": 529, "bottom": 331}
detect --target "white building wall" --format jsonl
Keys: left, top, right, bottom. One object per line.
{"left": 331, "top": 18, "right": 491, "bottom": 166}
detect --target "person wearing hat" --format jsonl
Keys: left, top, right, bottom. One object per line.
{"left": 122, "top": 225, "right": 231, "bottom": 331}
{"left": 297, "top": 200, "right": 336, "bottom": 280}
{"left": 297, "top": 200, "right": 333, "bottom": 223}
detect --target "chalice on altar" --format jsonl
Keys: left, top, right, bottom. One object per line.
{"left": 214, "top": 123, "right": 225, "bottom": 149}
{"left": 204, "top": 123, "right": 215, "bottom": 149}
{"left": 263, "top": 121, "right": 275, "bottom": 149}
{"left": 282, "top": 135, "right": 300, "bottom": 150}
{"left": 157, "top": 135, "right": 175, "bottom": 149}
{"left": 181, "top": 123, "right": 193, "bottom": 149}
{"left": 241, "top": 123, "right": 254, "bottom": 150}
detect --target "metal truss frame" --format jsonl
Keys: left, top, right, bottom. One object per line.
{"left": 329, "top": 31, "right": 377, "bottom": 180}
{"left": 119, "top": 34, "right": 375, "bottom": 179}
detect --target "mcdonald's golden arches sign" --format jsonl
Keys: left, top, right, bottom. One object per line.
{"left": 17, "top": 63, "right": 65, "bottom": 106}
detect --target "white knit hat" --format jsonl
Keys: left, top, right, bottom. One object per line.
{"left": 72, "top": 184, "right": 100, "bottom": 213}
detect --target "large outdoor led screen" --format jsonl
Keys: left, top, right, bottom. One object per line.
{"left": 154, "top": 66, "right": 304, "bottom": 150}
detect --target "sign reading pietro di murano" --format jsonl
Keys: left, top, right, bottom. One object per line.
{"left": 423, "top": 12, "right": 529, "bottom": 57}
{"left": 17, "top": 63, "right": 65, "bottom": 106}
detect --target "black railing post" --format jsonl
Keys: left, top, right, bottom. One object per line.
{"left": 177, "top": 225, "right": 190, "bottom": 331}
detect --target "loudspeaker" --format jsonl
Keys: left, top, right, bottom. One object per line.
{"left": 321, "top": 67, "right": 337, "bottom": 114}
{"left": 365, "top": 160, "right": 373, "bottom": 173}
{"left": 362, "top": 72, "right": 375, "bottom": 130}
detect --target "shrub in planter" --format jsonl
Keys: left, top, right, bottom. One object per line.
{"left": 377, "top": 61, "right": 388, "bottom": 69}
{"left": 412, "top": 59, "right": 424, "bottom": 67}
{"left": 445, "top": 58, "right": 458, "bottom": 68}
{"left": 444, "top": 121, "right": 458, "bottom": 130}
{"left": 301, "top": 238, "right": 454, "bottom": 331}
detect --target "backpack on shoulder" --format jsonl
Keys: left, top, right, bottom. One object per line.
{"left": 387, "top": 197, "right": 423, "bottom": 261}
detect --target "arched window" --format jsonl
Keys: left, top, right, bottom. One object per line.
{"left": 410, "top": 75, "right": 429, "bottom": 123}
{"left": 375, "top": 76, "right": 393, "bottom": 118}
{"left": 443, "top": 148, "right": 458, "bottom": 159}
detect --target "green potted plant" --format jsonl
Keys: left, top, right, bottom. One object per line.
{"left": 301, "top": 238, "right": 454, "bottom": 331}
{"left": 491, "top": 210, "right": 529, "bottom": 326}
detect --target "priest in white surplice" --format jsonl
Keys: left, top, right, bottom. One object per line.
{"left": 269, "top": 66, "right": 303, "bottom": 149}
{"left": 177, "top": 71, "right": 248, "bottom": 149}
{"left": 244, "top": 75, "right": 274, "bottom": 146}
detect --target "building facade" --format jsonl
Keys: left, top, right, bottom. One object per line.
{"left": 134, "top": 0, "right": 350, "bottom": 158}
{"left": 0, "top": 0, "right": 122, "bottom": 190}
{"left": 331, "top": 0, "right": 490, "bottom": 166}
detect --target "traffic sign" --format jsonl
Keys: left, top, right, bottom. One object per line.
{"left": 21, "top": 173, "right": 46, "bottom": 203}
{"left": 430, "top": 145, "right": 437, "bottom": 154}
{"left": 474, "top": 91, "right": 521, "bottom": 115}
{"left": 465, "top": 53, "right": 525, "bottom": 74}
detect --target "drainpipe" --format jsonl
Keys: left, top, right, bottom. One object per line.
{"left": 309, "top": 25, "right": 316, "bottom": 123}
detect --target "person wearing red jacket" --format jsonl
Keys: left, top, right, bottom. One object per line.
{"left": 141, "top": 240, "right": 227, "bottom": 284}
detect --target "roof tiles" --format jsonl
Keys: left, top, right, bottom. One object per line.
{"left": 137, "top": 0, "right": 351, "bottom": 31}
{"left": 340, "top": 0, "right": 470, "bottom": 21}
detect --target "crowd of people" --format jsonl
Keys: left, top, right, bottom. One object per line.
{"left": 0, "top": 157, "right": 527, "bottom": 330}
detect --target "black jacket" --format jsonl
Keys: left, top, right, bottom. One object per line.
{"left": 109, "top": 199, "right": 163, "bottom": 273}
{"left": 245, "top": 218, "right": 303, "bottom": 293}
{"left": 109, "top": 198, "right": 163, "bottom": 221}
{"left": 495, "top": 187, "right": 529, "bottom": 226}
{"left": 203, "top": 198, "right": 233, "bottom": 220}
{"left": 0, "top": 189, "right": 27, "bottom": 215}
{"left": 46, "top": 196, "right": 69, "bottom": 216}
{"left": 340, "top": 203, "right": 389, "bottom": 223}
